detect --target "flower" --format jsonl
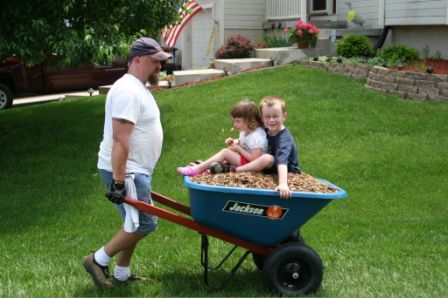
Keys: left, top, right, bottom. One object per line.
{"left": 285, "top": 20, "right": 320, "bottom": 45}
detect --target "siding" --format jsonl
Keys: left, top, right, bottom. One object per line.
{"left": 224, "top": 0, "right": 267, "bottom": 29}
{"left": 385, "top": 0, "right": 448, "bottom": 25}
{"left": 336, "top": 0, "right": 381, "bottom": 28}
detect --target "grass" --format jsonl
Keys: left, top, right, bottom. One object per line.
{"left": 0, "top": 65, "right": 447, "bottom": 297}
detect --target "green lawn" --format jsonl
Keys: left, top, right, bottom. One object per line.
{"left": 0, "top": 65, "right": 447, "bottom": 297}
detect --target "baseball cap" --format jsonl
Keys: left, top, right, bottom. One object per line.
{"left": 128, "top": 37, "right": 172, "bottom": 61}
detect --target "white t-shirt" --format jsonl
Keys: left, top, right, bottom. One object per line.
{"left": 97, "top": 74, "right": 163, "bottom": 175}
{"left": 238, "top": 127, "right": 268, "bottom": 154}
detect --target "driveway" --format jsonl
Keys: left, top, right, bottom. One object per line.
{"left": 12, "top": 89, "right": 100, "bottom": 108}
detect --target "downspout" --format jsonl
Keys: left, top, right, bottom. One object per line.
{"left": 373, "top": 0, "right": 388, "bottom": 52}
{"left": 373, "top": 26, "right": 390, "bottom": 52}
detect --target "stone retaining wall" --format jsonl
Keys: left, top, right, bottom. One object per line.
{"left": 297, "top": 61, "right": 448, "bottom": 101}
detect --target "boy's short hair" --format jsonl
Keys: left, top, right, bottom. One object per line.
{"left": 230, "top": 99, "right": 262, "bottom": 130}
{"left": 260, "top": 96, "right": 286, "bottom": 113}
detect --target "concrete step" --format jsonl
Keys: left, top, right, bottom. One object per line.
{"left": 214, "top": 58, "right": 272, "bottom": 75}
{"left": 255, "top": 47, "right": 307, "bottom": 65}
{"left": 173, "top": 69, "right": 225, "bottom": 86}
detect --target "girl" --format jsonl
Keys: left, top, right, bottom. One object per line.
{"left": 177, "top": 99, "right": 268, "bottom": 176}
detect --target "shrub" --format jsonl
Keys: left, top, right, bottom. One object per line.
{"left": 215, "top": 35, "right": 255, "bottom": 59}
{"left": 377, "top": 44, "right": 420, "bottom": 65}
{"left": 260, "top": 34, "right": 291, "bottom": 48}
{"left": 336, "top": 34, "right": 373, "bottom": 58}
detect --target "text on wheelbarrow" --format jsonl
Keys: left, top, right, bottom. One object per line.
{"left": 223, "top": 201, "right": 289, "bottom": 220}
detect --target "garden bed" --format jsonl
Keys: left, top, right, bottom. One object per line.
{"left": 297, "top": 60, "right": 448, "bottom": 101}
{"left": 190, "top": 172, "right": 338, "bottom": 194}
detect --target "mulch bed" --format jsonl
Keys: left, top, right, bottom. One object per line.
{"left": 390, "top": 59, "right": 448, "bottom": 74}
{"left": 190, "top": 172, "right": 339, "bottom": 193}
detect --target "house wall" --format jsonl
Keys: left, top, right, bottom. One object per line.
{"left": 386, "top": 25, "right": 448, "bottom": 59}
{"left": 384, "top": 0, "right": 448, "bottom": 25}
{"left": 336, "top": 0, "right": 381, "bottom": 29}
{"left": 223, "top": 0, "right": 267, "bottom": 42}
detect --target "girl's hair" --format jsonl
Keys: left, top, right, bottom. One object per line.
{"left": 259, "top": 96, "right": 286, "bottom": 113}
{"left": 230, "top": 99, "right": 262, "bottom": 130}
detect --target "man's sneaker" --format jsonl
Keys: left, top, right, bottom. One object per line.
{"left": 83, "top": 253, "right": 113, "bottom": 289}
{"left": 113, "top": 274, "right": 148, "bottom": 284}
{"left": 210, "top": 162, "right": 232, "bottom": 174}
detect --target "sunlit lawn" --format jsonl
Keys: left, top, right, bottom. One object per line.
{"left": 0, "top": 65, "right": 447, "bottom": 297}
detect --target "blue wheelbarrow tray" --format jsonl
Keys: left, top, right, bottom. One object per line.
{"left": 184, "top": 176, "right": 347, "bottom": 247}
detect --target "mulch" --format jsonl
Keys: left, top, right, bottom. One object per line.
{"left": 190, "top": 172, "right": 339, "bottom": 193}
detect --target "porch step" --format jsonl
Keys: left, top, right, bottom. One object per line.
{"left": 173, "top": 69, "right": 225, "bottom": 86}
{"left": 214, "top": 58, "right": 272, "bottom": 75}
{"left": 255, "top": 47, "right": 307, "bottom": 65}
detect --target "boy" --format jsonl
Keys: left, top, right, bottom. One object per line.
{"left": 235, "top": 96, "right": 300, "bottom": 198}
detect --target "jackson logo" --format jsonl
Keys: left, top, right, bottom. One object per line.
{"left": 266, "top": 205, "right": 283, "bottom": 220}
{"left": 223, "top": 201, "right": 288, "bottom": 220}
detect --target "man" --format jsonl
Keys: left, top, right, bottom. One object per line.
{"left": 83, "top": 37, "right": 171, "bottom": 288}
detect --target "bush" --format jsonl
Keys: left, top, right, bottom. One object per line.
{"left": 377, "top": 44, "right": 420, "bottom": 65}
{"left": 215, "top": 35, "right": 255, "bottom": 59}
{"left": 336, "top": 34, "right": 373, "bottom": 58}
{"left": 259, "top": 34, "right": 291, "bottom": 48}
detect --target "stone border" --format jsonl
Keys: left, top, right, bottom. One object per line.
{"left": 297, "top": 61, "right": 448, "bottom": 101}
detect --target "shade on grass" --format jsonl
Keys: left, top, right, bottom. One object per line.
{"left": 0, "top": 65, "right": 447, "bottom": 297}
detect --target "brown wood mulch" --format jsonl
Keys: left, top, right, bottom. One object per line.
{"left": 190, "top": 172, "right": 339, "bottom": 194}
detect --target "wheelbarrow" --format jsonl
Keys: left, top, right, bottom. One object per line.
{"left": 124, "top": 176, "right": 347, "bottom": 295}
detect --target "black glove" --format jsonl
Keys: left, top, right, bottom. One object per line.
{"left": 105, "top": 179, "right": 126, "bottom": 204}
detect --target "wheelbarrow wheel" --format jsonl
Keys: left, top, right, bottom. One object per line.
{"left": 285, "top": 229, "right": 306, "bottom": 245}
{"left": 252, "top": 230, "right": 305, "bottom": 271}
{"left": 262, "top": 243, "right": 323, "bottom": 295}
{"left": 252, "top": 252, "right": 266, "bottom": 271}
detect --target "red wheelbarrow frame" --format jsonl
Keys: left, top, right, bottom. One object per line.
{"left": 124, "top": 191, "right": 274, "bottom": 256}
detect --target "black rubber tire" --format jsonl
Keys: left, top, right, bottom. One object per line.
{"left": 0, "top": 83, "right": 13, "bottom": 110}
{"left": 262, "top": 243, "right": 323, "bottom": 296}
{"left": 252, "top": 230, "right": 306, "bottom": 271}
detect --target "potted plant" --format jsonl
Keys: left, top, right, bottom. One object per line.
{"left": 284, "top": 21, "right": 320, "bottom": 49}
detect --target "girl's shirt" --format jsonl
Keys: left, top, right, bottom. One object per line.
{"left": 239, "top": 127, "right": 268, "bottom": 154}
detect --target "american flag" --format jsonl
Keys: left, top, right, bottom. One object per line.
{"left": 162, "top": 0, "right": 203, "bottom": 48}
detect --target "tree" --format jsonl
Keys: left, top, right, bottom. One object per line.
{"left": 0, "top": 0, "right": 184, "bottom": 66}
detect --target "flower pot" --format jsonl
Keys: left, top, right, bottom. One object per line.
{"left": 297, "top": 41, "right": 309, "bottom": 49}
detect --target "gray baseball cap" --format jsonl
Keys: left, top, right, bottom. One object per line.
{"left": 128, "top": 37, "right": 172, "bottom": 61}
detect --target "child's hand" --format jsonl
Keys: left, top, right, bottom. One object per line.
{"left": 225, "top": 138, "right": 234, "bottom": 146}
{"left": 228, "top": 142, "right": 240, "bottom": 152}
{"left": 275, "top": 183, "right": 291, "bottom": 199}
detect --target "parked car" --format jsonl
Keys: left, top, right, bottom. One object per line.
{"left": 0, "top": 55, "right": 128, "bottom": 110}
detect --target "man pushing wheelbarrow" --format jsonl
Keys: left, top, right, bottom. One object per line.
{"left": 83, "top": 37, "right": 348, "bottom": 295}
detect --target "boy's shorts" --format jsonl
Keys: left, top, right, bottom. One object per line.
{"left": 98, "top": 168, "right": 158, "bottom": 236}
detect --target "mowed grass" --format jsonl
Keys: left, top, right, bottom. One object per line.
{"left": 0, "top": 65, "right": 447, "bottom": 297}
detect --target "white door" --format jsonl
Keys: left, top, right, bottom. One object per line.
{"left": 191, "top": 8, "right": 215, "bottom": 69}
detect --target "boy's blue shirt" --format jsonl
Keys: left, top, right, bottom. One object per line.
{"left": 264, "top": 126, "right": 301, "bottom": 173}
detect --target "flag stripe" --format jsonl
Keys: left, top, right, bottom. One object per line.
{"left": 162, "top": 1, "right": 203, "bottom": 48}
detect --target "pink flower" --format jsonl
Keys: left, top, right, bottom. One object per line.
{"left": 294, "top": 20, "right": 303, "bottom": 28}
{"left": 283, "top": 27, "right": 290, "bottom": 33}
{"left": 296, "top": 30, "right": 303, "bottom": 36}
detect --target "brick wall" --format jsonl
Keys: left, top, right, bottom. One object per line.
{"left": 297, "top": 61, "right": 448, "bottom": 101}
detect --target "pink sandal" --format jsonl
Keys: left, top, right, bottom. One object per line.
{"left": 177, "top": 166, "right": 203, "bottom": 176}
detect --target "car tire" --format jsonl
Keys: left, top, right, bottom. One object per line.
{"left": 0, "top": 83, "right": 13, "bottom": 110}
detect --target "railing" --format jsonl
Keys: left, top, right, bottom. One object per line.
{"left": 266, "top": 0, "right": 303, "bottom": 20}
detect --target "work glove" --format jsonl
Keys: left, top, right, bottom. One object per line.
{"left": 105, "top": 179, "right": 126, "bottom": 204}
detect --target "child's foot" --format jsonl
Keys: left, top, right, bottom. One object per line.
{"left": 177, "top": 166, "right": 203, "bottom": 176}
{"left": 210, "top": 162, "right": 235, "bottom": 174}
